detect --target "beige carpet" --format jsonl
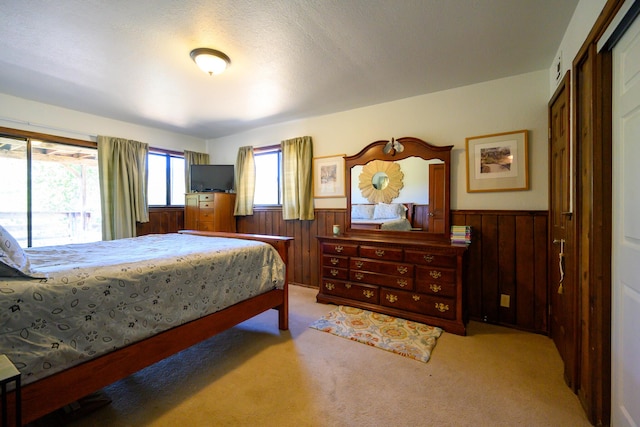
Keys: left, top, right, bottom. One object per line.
{"left": 51, "top": 285, "right": 591, "bottom": 427}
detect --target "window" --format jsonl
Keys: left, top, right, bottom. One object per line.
{"left": 254, "top": 146, "right": 282, "bottom": 205}
{"left": 147, "top": 150, "right": 185, "bottom": 206}
{"left": 0, "top": 133, "right": 101, "bottom": 247}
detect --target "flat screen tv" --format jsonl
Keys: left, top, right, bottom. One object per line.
{"left": 190, "top": 164, "right": 235, "bottom": 192}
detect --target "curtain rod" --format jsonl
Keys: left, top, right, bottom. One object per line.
{"left": 0, "top": 115, "right": 97, "bottom": 140}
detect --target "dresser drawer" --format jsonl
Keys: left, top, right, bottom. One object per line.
{"left": 415, "top": 266, "right": 456, "bottom": 284}
{"left": 323, "top": 255, "right": 349, "bottom": 268}
{"left": 350, "top": 257, "right": 413, "bottom": 277}
{"left": 200, "top": 201, "right": 215, "bottom": 209}
{"left": 322, "top": 266, "right": 349, "bottom": 280}
{"left": 199, "top": 209, "right": 215, "bottom": 221}
{"left": 321, "top": 242, "right": 358, "bottom": 256}
{"left": 380, "top": 288, "right": 456, "bottom": 320}
{"left": 198, "top": 193, "right": 215, "bottom": 202}
{"left": 350, "top": 270, "right": 413, "bottom": 291}
{"left": 415, "top": 280, "right": 456, "bottom": 298}
{"left": 198, "top": 221, "right": 215, "bottom": 231}
{"left": 321, "top": 279, "right": 379, "bottom": 304}
{"left": 359, "top": 245, "right": 403, "bottom": 261}
{"left": 404, "top": 249, "right": 457, "bottom": 268}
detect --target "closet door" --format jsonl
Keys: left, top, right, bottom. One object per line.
{"left": 611, "top": 11, "right": 640, "bottom": 426}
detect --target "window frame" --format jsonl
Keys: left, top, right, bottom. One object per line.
{"left": 253, "top": 144, "right": 282, "bottom": 206}
{"left": 147, "top": 147, "right": 185, "bottom": 207}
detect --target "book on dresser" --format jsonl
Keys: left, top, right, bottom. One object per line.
{"left": 316, "top": 234, "right": 468, "bottom": 335}
{"left": 185, "top": 192, "right": 237, "bottom": 232}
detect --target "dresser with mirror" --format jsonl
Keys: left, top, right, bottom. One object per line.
{"left": 316, "top": 137, "right": 469, "bottom": 335}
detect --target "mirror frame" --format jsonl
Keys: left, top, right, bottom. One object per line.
{"left": 345, "top": 136, "right": 453, "bottom": 242}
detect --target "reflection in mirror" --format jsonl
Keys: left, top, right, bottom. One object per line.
{"left": 345, "top": 136, "right": 453, "bottom": 241}
{"left": 372, "top": 172, "right": 389, "bottom": 190}
{"left": 357, "top": 160, "right": 404, "bottom": 204}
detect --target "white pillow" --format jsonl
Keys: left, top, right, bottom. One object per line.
{"left": 373, "top": 203, "right": 405, "bottom": 220}
{"left": 351, "top": 204, "right": 375, "bottom": 219}
{"left": 0, "top": 224, "right": 36, "bottom": 277}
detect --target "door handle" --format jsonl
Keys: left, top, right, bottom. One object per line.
{"left": 553, "top": 239, "right": 565, "bottom": 294}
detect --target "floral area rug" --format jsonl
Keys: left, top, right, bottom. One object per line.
{"left": 309, "top": 305, "right": 443, "bottom": 363}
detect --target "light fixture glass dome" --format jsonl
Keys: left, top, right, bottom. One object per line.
{"left": 190, "top": 48, "right": 231, "bottom": 76}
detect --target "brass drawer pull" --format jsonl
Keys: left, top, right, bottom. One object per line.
{"left": 355, "top": 261, "right": 364, "bottom": 268}
{"left": 397, "top": 266, "right": 408, "bottom": 274}
{"left": 424, "top": 254, "right": 434, "bottom": 263}
{"left": 345, "top": 283, "right": 352, "bottom": 289}
{"left": 334, "top": 245, "right": 344, "bottom": 253}
{"left": 330, "top": 257, "right": 339, "bottom": 265}
{"left": 354, "top": 272, "right": 364, "bottom": 280}
{"left": 430, "top": 284, "right": 442, "bottom": 293}
{"left": 375, "top": 249, "right": 385, "bottom": 257}
{"left": 325, "top": 283, "right": 335, "bottom": 291}
{"left": 386, "top": 294, "right": 398, "bottom": 303}
{"left": 435, "top": 302, "right": 449, "bottom": 312}
{"left": 412, "top": 295, "right": 421, "bottom": 301}
{"left": 330, "top": 269, "right": 339, "bottom": 276}
{"left": 363, "top": 290, "right": 375, "bottom": 299}
{"left": 397, "top": 278, "right": 408, "bottom": 287}
{"left": 429, "top": 270, "right": 442, "bottom": 279}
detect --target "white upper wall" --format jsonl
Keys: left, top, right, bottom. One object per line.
{"left": 549, "top": 0, "right": 608, "bottom": 95}
{"left": 0, "top": 93, "right": 206, "bottom": 152}
{"left": 208, "top": 70, "right": 550, "bottom": 211}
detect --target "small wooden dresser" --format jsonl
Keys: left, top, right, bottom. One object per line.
{"left": 184, "top": 192, "right": 236, "bottom": 232}
{"left": 317, "top": 234, "right": 468, "bottom": 335}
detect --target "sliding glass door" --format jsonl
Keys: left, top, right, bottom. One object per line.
{"left": 0, "top": 136, "right": 101, "bottom": 247}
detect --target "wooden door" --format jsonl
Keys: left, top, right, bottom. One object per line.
{"left": 611, "top": 12, "right": 640, "bottom": 425}
{"left": 428, "top": 163, "right": 445, "bottom": 233}
{"left": 548, "top": 72, "right": 578, "bottom": 389}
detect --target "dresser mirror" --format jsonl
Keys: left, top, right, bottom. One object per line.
{"left": 345, "top": 137, "right": 453, "bottom": 241}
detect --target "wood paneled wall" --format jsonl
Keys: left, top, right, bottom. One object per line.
{"left": 136, "top": 207, "right": 184, "bottom": 236}
{"left": 140, "top": 206, "right": 548, "bottom": 334}
{"left": 451, "top": 210, "right": 548, "bottom": 334}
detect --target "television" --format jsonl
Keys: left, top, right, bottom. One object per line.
{"left": 190, "top": 164, "right": 235, "bottom": 192}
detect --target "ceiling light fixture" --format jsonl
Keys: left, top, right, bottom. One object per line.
{"left": 190, "top": 48, "right": 231, "bottom": 76}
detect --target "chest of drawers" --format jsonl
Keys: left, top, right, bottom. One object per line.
{"left": 184, "top": 192, "right": 236, "bottom": 232}
{"left": 317, "top": 235, "right": 468, "bottom": 335}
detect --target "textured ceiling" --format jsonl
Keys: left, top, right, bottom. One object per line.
{"left": 0, "top": 0, "right": 579, "bottom": 140}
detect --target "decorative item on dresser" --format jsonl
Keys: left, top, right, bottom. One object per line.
{"left": 317, "top": 235, "right": 468, "bottom": 335}
{"left": 185, "top": 192, "right": 236, "bottom": 232}
{"left": 317, "top": 136, "right": 469, "bottom": 335}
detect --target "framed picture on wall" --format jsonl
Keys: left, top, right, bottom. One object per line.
{"left": 465, "top": 130, "right": 529, "bottom": 192}
{"left": 313, "top": 155, "right": 346, "bottom": 198}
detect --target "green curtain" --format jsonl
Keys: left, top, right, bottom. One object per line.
{"left": 184, "top": 150, "right": 210, "bottom": 193}
{"left": 281, "top": 136, "right": 314, "bottom": 220}
{"left": 97, "top": 135, "right": 149, "bottom": 240}
{"left": 233, "top": 146, "right": 256, "bottom": 216}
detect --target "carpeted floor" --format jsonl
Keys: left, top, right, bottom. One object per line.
{"left": 39, "top": 284, "right": 591, "bottom": 427}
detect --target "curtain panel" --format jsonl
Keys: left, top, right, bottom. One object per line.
{"left": 184, "top": 150, "right": 210, "bottom": 193}
{"left": 281, "top": 136, "right": 314, "bottom": 220}
{"left": 234, "top": 146, "right": 255, "bottom": 216}
{"left": 97, "top": 135, "right": 149, "bottom": 240}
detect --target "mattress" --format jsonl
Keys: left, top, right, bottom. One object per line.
{"left": 0, "top": 233, "right": 286, "bottom": 385}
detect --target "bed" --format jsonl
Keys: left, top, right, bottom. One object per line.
{"left": 0, "top": 228, "right": 292, "bottom": 425}
{"left": 350, "top": 202, "right": 414, "bottom": 231}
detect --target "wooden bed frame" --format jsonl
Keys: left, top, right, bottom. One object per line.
{"left": 2, "top": 230, "right": 293, "bottom": 425}
{"left": 350, "top": 202, "right": 414, "bottom": 230}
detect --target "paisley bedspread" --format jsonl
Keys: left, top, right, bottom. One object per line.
{"left": 0, "top": 233, "right": 286, "bottom": 385}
